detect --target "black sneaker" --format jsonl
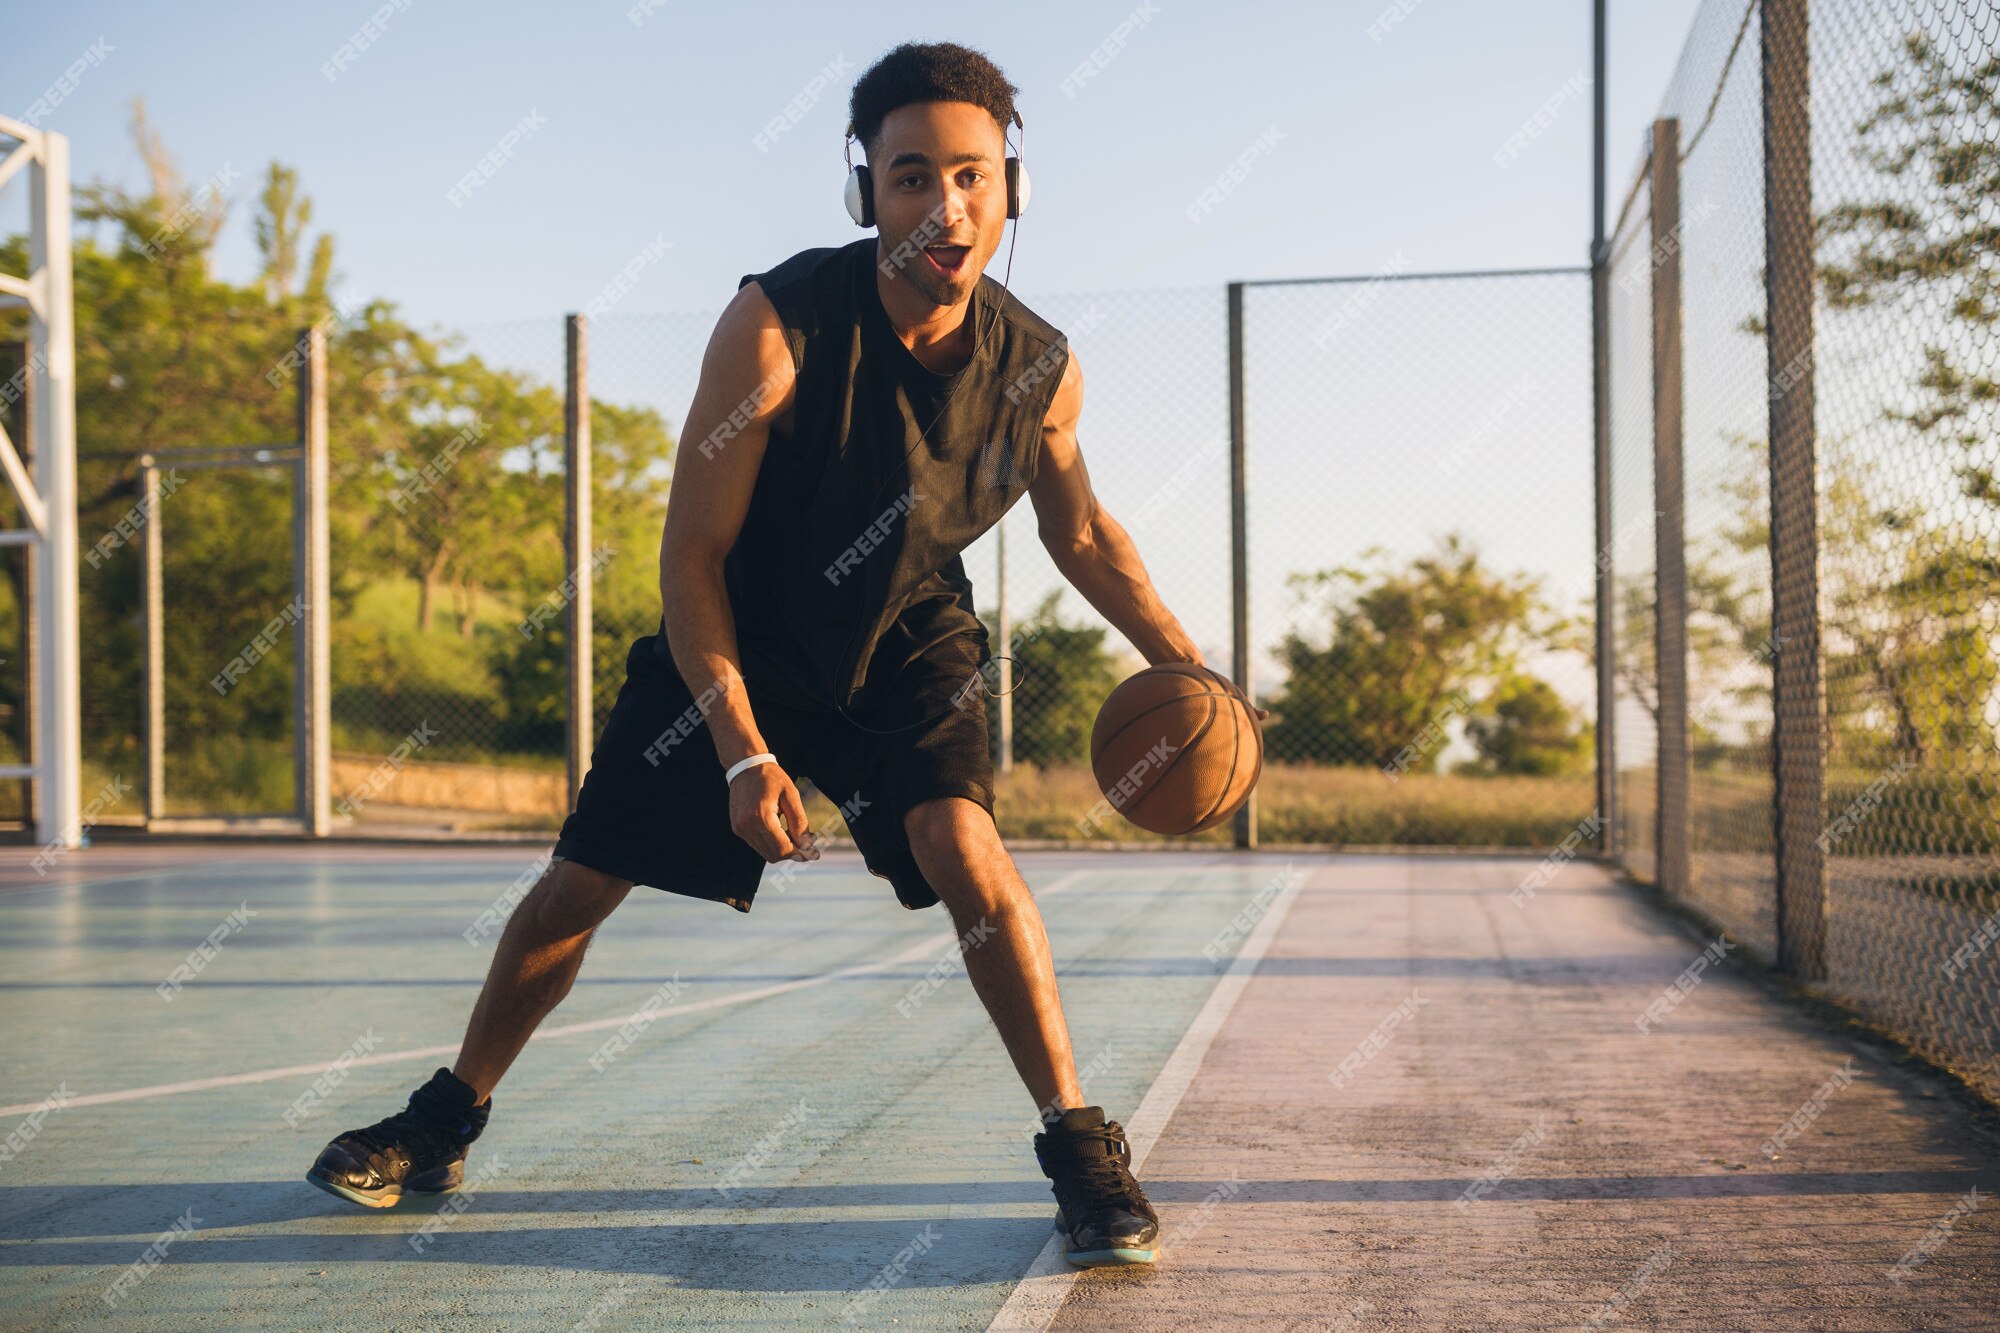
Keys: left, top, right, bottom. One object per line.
{"left": 306, "top": 1067, "right": 491, "bottom": 1209}
{"left": 1033, "top": 1106, "right": 1161, "bottom": 1266}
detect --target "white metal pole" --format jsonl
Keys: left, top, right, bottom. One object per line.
{"left": 295, "top": 325, "right": 332, "bottom": 835}
{"left": 29, "top": 131, "right": 81, "bottom": 849}
{"left": 565, "top": 314, "right": 592, "bottom": 807}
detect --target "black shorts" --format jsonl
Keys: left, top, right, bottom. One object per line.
{"left": 551, "top": 631, "right": 995, "bottom": 912}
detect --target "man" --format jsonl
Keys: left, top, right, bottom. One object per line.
{"left": 308, "top": 40, "right": 1252, "bottom": 1269}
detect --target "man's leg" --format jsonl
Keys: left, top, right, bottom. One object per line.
{"left": 902, "top": 796, "right": 1083, "bottom": 1117}
{"left": 308, "top": 855, "right": 635, "bottom": 1208}
{"left": 452, "top": 857, "right": 634, "bottom": 1101}
{"left": 903, "top": 796, "right": 1159, "bottom": 1266}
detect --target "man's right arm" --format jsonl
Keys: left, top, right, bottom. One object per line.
{"left": 658, "top": 279, "right": 814, "bottom": 862}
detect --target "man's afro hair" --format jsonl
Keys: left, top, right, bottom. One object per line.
{"left": 848, "top": 42, "right": 1019, "bottom": 158}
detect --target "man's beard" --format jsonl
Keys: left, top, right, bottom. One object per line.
{"left": 915, "top": 267, "right": 971, "bottom": 304}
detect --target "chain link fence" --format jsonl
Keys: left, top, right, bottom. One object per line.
{"left": 581, "top": 310, "right": 727, "bottom": 735}
{"left": 329, "top": 314, "right": 603, "bottom": 834}
{"left": 581, "top": 278, "right": 1600, "bottom": 849}
{"left": 965, "top": 287, "right": 1233, "bottom": 840}
{"left": 1609, "top": 0, "right": 2000, "bottom": 1102}
{"left": 81, "top": 268, "right": 1612, "bottom": 853}
{"left": 154, "top": 459, "right": 299, "bottom": 819}
{"left": 1617, "top": 0, "right": 1783, "bottom": 948}
{"left": 63, "top": 335, "right": 303, "bottom": 831}
{"left": 1239, "top": 269, "right": 1597, "bottom": 846}
{"left": 1609, "top": 164, "right": 1661, "bottom": 888}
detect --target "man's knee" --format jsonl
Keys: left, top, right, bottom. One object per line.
{"left": 518, "top": 856, "right": 632, "bottom": 942}
{"left": 903, "top": 797, "right": 1015, "bottom": 913}
{"left": 904, "top": 796, "right": 996, "bottom": 859}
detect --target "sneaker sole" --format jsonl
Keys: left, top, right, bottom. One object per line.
{"left": 306, "top": 1160, "right": 463, "bottom": 1209}
{"left": 1054, "top": 1215, "right": 1159, "bottom": 1267}
{"left": 1064, "top": 1244, "right": 1159, "bottom": 1267}
{"left": 305, "top": 1169, "right": 401, "bottom": 1209}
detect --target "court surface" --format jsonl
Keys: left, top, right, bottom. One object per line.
{"left": 2, "top": 844, "right": 1997, "bottom": 1330}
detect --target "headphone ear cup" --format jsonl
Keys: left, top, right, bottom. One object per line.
{"left": 845, "top": 164, "right": 873, "bottom": 227}
{"left": 1006, "top": 156, "right": 1030, "bottom": 219}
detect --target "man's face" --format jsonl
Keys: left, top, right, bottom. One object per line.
{"left": 868, "top": 100, "right": 1010, "bottom": 306}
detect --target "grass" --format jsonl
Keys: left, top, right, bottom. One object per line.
{"left": 977, "top": 762, "right": 1598, "bottom": 848}
{"left": 73, "top": 738, "right": 1602, "bottom": 847}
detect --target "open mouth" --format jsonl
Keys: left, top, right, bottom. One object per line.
{"left": 923, "top": 244, "right": 971, "bottom": 278}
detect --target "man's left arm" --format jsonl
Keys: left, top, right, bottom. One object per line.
{"left": 1026, "top": 351, "right": 1267, "bottom": 716}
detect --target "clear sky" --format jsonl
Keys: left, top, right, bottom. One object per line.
{"left": 5, "top": 0, "right": 1713, "bottom": 709}
{"left": 6, "top": 0, "right": 1704, "bottom": 325}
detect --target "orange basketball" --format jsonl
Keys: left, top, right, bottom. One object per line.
{"left": 1089, "top": 663, "right": 1263, "bottom": 835}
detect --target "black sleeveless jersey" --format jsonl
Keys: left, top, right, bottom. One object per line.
{"left": 675, "top": 238, "right": 1070, "bottom": 723}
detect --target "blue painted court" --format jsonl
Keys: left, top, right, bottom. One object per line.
{"left": 1, "top": 845, "right": 1304, "bottom": 1329}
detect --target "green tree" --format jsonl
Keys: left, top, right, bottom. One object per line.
{"left": 1809, "top": 32, "right": 2000, "bottom": 767}
{"left": 488, "top": 397, "right": 679, "bottom": 738}
{"left": 0, "top": 109, "right": 679, "bottom": 799}
{"left": 1610, "top": 458, "right": 1773, "bottom": 764}
{"left": 1465, "top": 673, "right": 1593, "bottom": 776}
{"left": 1818, "top": 31, "right": 1999, "bottom": 505}
{"left": 1263, "top": 535, "right": 1570, "bottom": 769}
{"left": 1693, "top": 433, "right": 1997, "bottom": 770}
{"left": 253, "top": 162, "right": 314, "bottom": 303}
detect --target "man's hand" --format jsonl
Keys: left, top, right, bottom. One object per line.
{"left": 1153, "top": 647, "right": 1270, "bottom": 721}
{"left": 728, "top": 762, "right": 821, "bottom": 863}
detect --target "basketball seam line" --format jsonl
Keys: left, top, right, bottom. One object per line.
{"left": 1191, "top": 664, "right": 1245, "bottom": 833}
{"left": 1096, "top": 690, "right": 1221, "bottom": 834}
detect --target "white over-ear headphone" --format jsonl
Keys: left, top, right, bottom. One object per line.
{"left": 844, "top": 109, "right": 1030, "bottom": 227}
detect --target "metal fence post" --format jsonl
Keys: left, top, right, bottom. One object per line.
{"left": 1591, "top": 0, "right": 1616, "bottom": 855}
{"left": 139, "top": 454, "right": 164, "bottom": 824}
{"left": 1648, "top": 118, "right": 1691, "bottom": 900}
{"left": 1763, "top": 0, "right": 1827, "bottom": 978}
{"left": 293, "top": 324, "right": 332, "bottom": 836}
{"left": 1227, "top": 280, "right": 1256, "bottom": 850}
{"left": 564, "top": 314, "right": 593, "bottom": 809}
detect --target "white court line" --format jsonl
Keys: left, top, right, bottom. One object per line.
{"left": 986, "top": 862, "right": 1313, "bottom": 1333}
{"left": 0, "top": 860, "right": 238, "bottom": 899}
{"left": 0, "top": 869, "right": 1090, "bottom": 1118}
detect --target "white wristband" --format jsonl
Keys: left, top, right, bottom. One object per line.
{"left": 724, "top": 752, "right": 776, "bottom": 784}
